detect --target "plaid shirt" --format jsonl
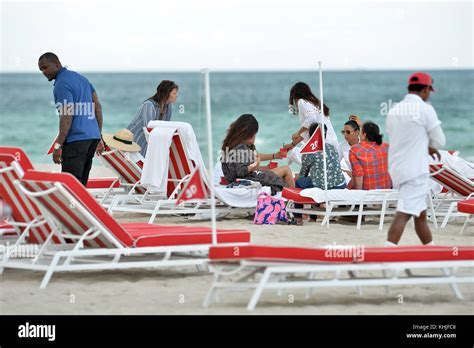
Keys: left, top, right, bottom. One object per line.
{"left": 349, "top": 142, "right": 392, "bottom": 190}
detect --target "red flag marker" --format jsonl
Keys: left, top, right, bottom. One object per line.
{"left": 45, "top": 134, "right": 59, "bottom": 156}
{"left": 300, "top": 125, "right": 323, "bottom": 154}
{"left": 175, "top": 167, "right": 208, "bottom": 206}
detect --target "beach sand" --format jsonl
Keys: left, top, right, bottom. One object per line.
{"left": 1, "top": 164, "right": 473, "bottom": 315}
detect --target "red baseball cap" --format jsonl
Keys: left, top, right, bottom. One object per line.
{"left": 408, "top": 72, "right": 435, "bottom": 92}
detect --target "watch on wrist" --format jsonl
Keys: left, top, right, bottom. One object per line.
{"left": 54, "top": 142, "right": 62, "bottom": 150}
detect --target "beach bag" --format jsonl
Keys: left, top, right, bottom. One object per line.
{"left": 253, "top": 192, "right": 288, "bottom": 225}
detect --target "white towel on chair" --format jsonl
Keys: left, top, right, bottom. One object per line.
{"left": 300, "top": 188, "right": 398, "bottom": 203}
{"left": 141, "top": 126, "right": 177, "bottom": 192}
{"left": 147, "top": 120, "right": 202, "bottom": 166}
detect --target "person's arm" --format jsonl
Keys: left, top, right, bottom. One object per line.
{"left": 92, "top": 91, "right": 105, "bottom": 154}
{"left": 428, "top": 125, "right": 446, "bottom": 148}
{"left": 428, "top": 125, "right": 446, "bottom": 161}
{"left": 352, "top": 176, "right": 363, "bottom": 190}
{"left": 259, "top": 152, "right": 283, "bottom": 161}
{"left": 424, "top": 105, "right": 445, "bottom": 161}
{"left": 52, "top": 83, "right": 74, "bottom": 164}
{"left": 349, "top": 115, "right": 363, "bottom": 128}
{"left": 248, "top": 156, "right": 261, "bottom": 173}
{"left": 92, "top": 91, "right": 103, "bottom": 132}
{"left": 349, "top": 148, "right": 364, "bottom": 189}
{"left": 291, "top": 126, "right": 307, "bottom": 145}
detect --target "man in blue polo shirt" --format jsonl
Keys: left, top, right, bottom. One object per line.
{"left": 38, "top": 52, "right": 104, "bottom": 185}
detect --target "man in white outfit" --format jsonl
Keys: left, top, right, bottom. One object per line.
{"left": 385, "top": 72, "right": 446, "bottom": 246}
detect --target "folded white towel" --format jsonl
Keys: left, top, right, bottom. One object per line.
{"left": 141, "top": 126, "right": 177, "bottom": 192}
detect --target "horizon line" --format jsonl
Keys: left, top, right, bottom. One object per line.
{"left": 1, "top": 67, "right": 473, "bottom": 74}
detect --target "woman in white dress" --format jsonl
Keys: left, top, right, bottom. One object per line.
{"left": 283, "top": 82, "right": 342, "bottom": 165}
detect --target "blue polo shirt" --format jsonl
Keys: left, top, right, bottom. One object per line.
{"left": 53, "top": 68, "right": 101, "bottom": 143}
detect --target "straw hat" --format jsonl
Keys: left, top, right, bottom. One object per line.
{"left": 102, "top": 129, "right": 141, "bottom": 152}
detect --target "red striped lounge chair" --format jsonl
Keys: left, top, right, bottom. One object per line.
{"left": 282, "top": 187, "right": 400, "bottom": 230}
{"left": 457, "top": 199, "right": 474, "bottom": 234}
{"left": 203, "top": 245, "right": 474, "bottom": 310}
{"left": 429, "top": 163, "right": 474, "bottom": 227}
{"left": 0, "top": 146, "right": 121, "bottom": 202}
{"left": 0, "top": 153, "right": 57, "bottom": 244}
{"left": 2, "top": 170, "right": 250, "bottom": 288}
{"left": 107, "top": 129, "right": 220, "bottom": 222}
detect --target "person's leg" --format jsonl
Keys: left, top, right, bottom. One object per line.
{"left": 293, "top": 177, "right": 314, "bottom": 223}
{"left": 413, "top": 210, "right": 433, "bottom": 244}
{"left": 271, "top": 166, "right": 295, "bottom": 188}
{"left": 81, "top": 139, "right": 99, "bottom": 185}
{"left": 61, "top": 140, "right": 89, "bottom": 184}
{"left": 387, "top": 212, "right": 412, "bottom": 244}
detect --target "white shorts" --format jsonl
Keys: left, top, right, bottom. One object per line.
{"left": 396, "top": 174, "right": 429, "bottom": 217}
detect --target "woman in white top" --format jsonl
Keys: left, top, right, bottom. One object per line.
{"left": 339, "top": 115, "right": 362, "bottom": 175}
{"left": 283, "top": 82, "right": 342, "bottom": 162}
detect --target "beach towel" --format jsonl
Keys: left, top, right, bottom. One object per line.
{"left": 141, "top": 126, "right": 176, "bottom": 191}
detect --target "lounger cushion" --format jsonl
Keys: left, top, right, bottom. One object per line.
{"left": 86, "top": 177, "right": 121, "bottom": 189}
{"left": 22, "top": 171, "right": 251, "bottom": 248}
{"left": 282, "top": 188, "right": 315, "bottom": 204}
{"left": 123, "top": 223, "right": 250, "bottom": 247}
{"left": 209, "top": 245, "right": 474, "bottom": 263}
{"left": 458, "top": 199, "right": 474, "bottom": 214}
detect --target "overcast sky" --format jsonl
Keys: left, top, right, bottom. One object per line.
{"left": 1, "top": 0, "right": 472, "bottom": 72}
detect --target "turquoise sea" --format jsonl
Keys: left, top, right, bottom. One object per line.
{"left": 1, "top": 70, "right": 473, "bottom": 164}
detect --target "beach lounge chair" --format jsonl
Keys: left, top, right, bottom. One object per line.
{"left": 457, "top": 199, "right": 474, "bottom": 234}
{"left": 203, "top": 244, "right": 474, "bottom": 310}
{"left": 1, "top": 170, "right": 250, "bottom": 288}
{"left": 108, "top": 126, "right": 257, "bottom": 222}
{"left": 282, "top": 187, "right": 400, "bottom": 230}
{"left": 429, "top": 163, "right": 474, "bottom": 227}
{"left": 0, "top": 146, "right": 121, "bottom": 202}
{"left": 0, "top": 153, "right": 56, "bottom": 244}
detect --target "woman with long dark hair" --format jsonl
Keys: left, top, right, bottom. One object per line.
{"left": 127, "top": 80, "right": 178, "bottom": 156}
{"left": 284, "top": 82, "right": 342, "bottom": 163}
{"left": 339, "top": 115, "right": 362, "bottom": 177}
{"left": 349, "top": 121, "right": 392, "bottom": 190}
{"left": 221, "top": 114, "right": 294, "bottom": 194}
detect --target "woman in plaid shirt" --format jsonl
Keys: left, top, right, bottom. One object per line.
{"left": 349, "top": 122, "right": 392, "bottom": 190}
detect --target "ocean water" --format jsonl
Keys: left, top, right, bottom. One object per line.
{"left": 1, "top": 70, "right": 473, "bottom": 164}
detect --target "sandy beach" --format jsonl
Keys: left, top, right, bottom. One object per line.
{"left": 0, "top": 163, "right": 472, "bottom": 315}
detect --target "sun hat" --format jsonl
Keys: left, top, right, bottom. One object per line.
{"left": 102, "top": 129, "right": 141, "bottom": 152}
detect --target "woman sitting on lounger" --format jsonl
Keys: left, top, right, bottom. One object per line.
{"left": 221, "top": 114, "right": 295, "bottom": 194}
{"left": 292, "top": 123, "right": 346, "bottom": 226}
{"left": 126, "top": 80, "right": 178, "bottom": 156}
{"left": 349, "top": 121, "right": 392, "bottom": 190}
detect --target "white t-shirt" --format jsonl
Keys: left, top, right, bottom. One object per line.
{"left": 339, "top": 140, "right": 352, "bottom": 171}
{"left": 386, "top": 94, "right": 442, "bottom": 186}
{"left": 297, "top": 99, "right": 342, "bottom": 159}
